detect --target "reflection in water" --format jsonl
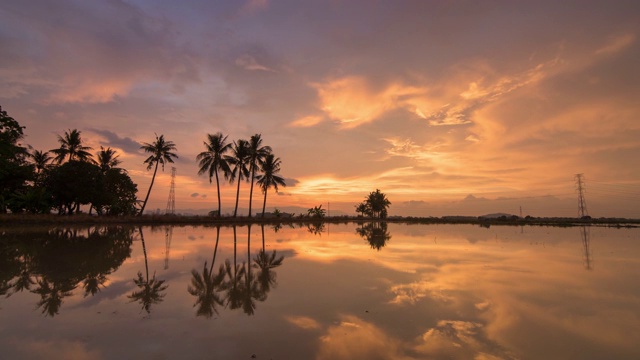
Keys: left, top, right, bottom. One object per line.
{"left": 0, "top": 226, "right": 134, "bottom": 316}
{"left": 128, "top": 227, "right": 168, "bottom": 314}
{"left": 188, "top": 224, "right": 285, "bottom": 317}
{"left": 580, "top": 225, "right": 593, "bottom": 270}
{"left": 306, "top": 221, "right": 326, "bottom": 235}
{"left": 164, "top": 225, "right": 173, "bottom": 270}
{"left": 356, "top": 222, "right": 392, "bottom": 250}
{"left": 188, "top": 226, "right": 225, "bottom": 318}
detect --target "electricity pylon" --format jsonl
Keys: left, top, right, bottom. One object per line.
{"left": 575, "top": 173, "right": 588, "bottom": 218}
{"left": 166, "top": 167, "right": 176, "bottom": 215}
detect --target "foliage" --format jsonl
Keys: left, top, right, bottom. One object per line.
{"left": 307, "top": 204, "right": 326, "bottom": 218}
{"left": 356, "top": 189, "right": 391, "bottom": 219}
{"left": 50, "top": 129, "right": 95, "bottom": 164}
{"left": 256, "top": 153, "right": 286, "bottom": 217}
{"left": 196, "top": 132, "right": 232, "bottom": 217}
{"left": 139, "top": 134, "right": 178, "bottom": 215}
{"left": 226, "top": 139, "right": 251, "bottom": 217}
{"left": 0, "top": 107, "right": 32, "bottom": 213}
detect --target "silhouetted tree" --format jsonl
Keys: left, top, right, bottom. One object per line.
{"left": 96, "top": 146, "right": 121, "bottom": 172}
{"left": 188, "top": 226, "right": 226, "bottom": 318}
{"left": 128, "top": 227, "right": 168, "bottom": 314}
{"left": 0, "top": 106, "right": 32, "bottom": 213}
{"left": 246, "top": 134, "right": 271, "bottom": 218}
{"left": 139, "top": 134, "right": 178, "bottom": 215}
{"left": 226, "top": 139, "right": 250, "bottom": 217}
{"left": 255, "top": 153, "right": 286, "bottom": 217}
{"left": 50, "top": 129, "right": 94, "bottom": 164}
{"left": 196, "top": 133, "right": 232, "bottom": 217}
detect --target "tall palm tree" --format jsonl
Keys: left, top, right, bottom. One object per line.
{"left": 226, "top": 139, "right": 250, "bottom": 218}
{"left": 50, "top": 129, "right": 94, "bottom": 164}
{"left": 255, "top": 153, "right": 286, "bottom": 218}
{"left": 196, "top": 133, "right": 232, "bottom": 217}
{"left": 96, "top": 146, "right": 121, "bottom": 172}
{"left": 139, "top": 134, "right": 178, "bottom": 216}
{"left": 246, "top": 134, "right": 272, "bottom": 218}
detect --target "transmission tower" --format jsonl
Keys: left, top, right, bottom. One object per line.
{"left": 166, "top": 167, "right": 176, "bottom": 215}
{"left": 575, "top": 173, "right": 588, "bottom": 218}
{"left": 164, "top": 226, "right": 173, "bottom": 270}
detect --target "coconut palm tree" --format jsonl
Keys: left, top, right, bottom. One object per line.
{"left": 196, "top": 133, "right": 232, "bottom": 217}
{"left": 139, "top": 134, "right": 178, "bottom": 216}
{"left": 50, "top": 129, "right": 95, "bottom": 164}
{"left": 28, "top": 148, "right": 52, "bottom": 174}
{"left": 96, "top": 146, "right": 121, "bottom": 172}
{"left": 226, "top": 139, "right": 250, "bottom": 218}
{"left": 255, "top": 153, "right": 286, "bottom": 218}
{"left": 246, "top": 134, "right": 272, "bottom": 218}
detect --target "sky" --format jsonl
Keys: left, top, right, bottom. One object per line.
{"left": 1, "top": 0, "right": 639, "bottom": 218}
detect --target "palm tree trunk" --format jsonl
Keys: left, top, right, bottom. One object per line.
{"left": 261, "top": 188, "right": 268, "bottom": 218}
{"left": 214, "top": 168, "right": 221, "bottom": 217}
{"left": 248, "top": 165, "right": 255, "bottom": 218}
{"left": 233, "top": 174, "right": 242, "bottom": 218}
{"left": 139, "top": 161, "right": 159, "bottom": 216}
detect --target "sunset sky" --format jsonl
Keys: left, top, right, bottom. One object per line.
{"left": 1, "top": 0, "right": 639, "bottom": 217}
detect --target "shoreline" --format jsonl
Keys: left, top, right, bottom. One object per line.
{"left": 1, "top": 214, "right": 639, "bottom": 228}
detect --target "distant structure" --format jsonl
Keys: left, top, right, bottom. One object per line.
{"left": 164, "top": 226, "right": 173, "bottom": 270}
{"left": 166, "top": 167, "right": 176, "bottom": 215}
{"left": 575, "top": 173, "right": 588, "bottom": 217}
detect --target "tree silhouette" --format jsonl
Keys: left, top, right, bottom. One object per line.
{"left": 187, "top": 226, "right": 226, "bottom": 318}
{"left": 96, "top": 146, "right": 121, "bottom": 172}
{"left": 139, "top": 134, "right": 178, "bottom": 216}
{"left": 255, "top": 153, "right": 286, "bottom": 218}
{"left": 226, "top": 139, "right": 250, "bottom": 218}
{"left": 221, "top": 226, "right": 246, "bottom": 310}
{"left": 246, "top": 134, "right": 272, "bottom": 218}
{"left": 357, "top": 189, "right": 391, "bottom": 218}
{"left": 356, "top": 222, "right": 392, "bottom": 250}
{"left": 50, "top": 129, "right": 94, "bottom": 164}
{"left": 32, "top": 278, "right": 76, "bottom": 317}
{"left": 253, "top": 225, "right": 284, "bottom": 295}
{"left": 128, "top": 227, "right": 168, "bottom": 314}
{"left": 196, "top": 133, "right": 232, "bottom": 217}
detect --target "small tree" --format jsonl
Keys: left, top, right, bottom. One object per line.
{"left": 357, "top": 189, "right": 391, "bottom": 219}
{"left": 307, "top": 204, "right": 326, "bottom": 218}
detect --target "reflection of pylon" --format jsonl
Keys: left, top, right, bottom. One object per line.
{"left": 575, "top": 173, "right": 588, "bottom": 218}
{"left": 166, "top": 167, "right": 176, "bottom": 215}
{"left": 164, "top": 226, "right": 173, "bottom": 270}
{"left": 580, "top": 226, "right": 593, "bottom": 270}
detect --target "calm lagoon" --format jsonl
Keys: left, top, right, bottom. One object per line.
{"left": 1, "top": 222, "right": 639, "bottom": 359}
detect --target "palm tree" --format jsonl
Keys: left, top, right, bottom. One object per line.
{"left": 139, "top": 134, "right": 178, "bottom": 216}
{"left": 226, "top": 139, "right": 250, "bottom": 218}
{"left": 246, "top": 134, "right": 272, "bottom": 218}
{"left": 50, "top": 129, "right": 95, "bottom": 164}
{"left": 255, "top": 153, "right": 286, "bottom": 218}
{"left": 96, "top": 146, "right": 121, "bottom": 172}
{"left": 28, "top": 148, "right": 52, "bottom": 174}
{"left": 196, "top": 133, "right": 232, "bottom": 217}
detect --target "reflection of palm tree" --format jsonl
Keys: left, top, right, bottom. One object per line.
{"left": 33, "top": 278, "right": 76, "bottom": 317}
{"left": 239, "top": 225, "right": 267, "bottom": 315}
{"left": 307, "top": 221, "right": 325, "bottom": 235}
{"left": 253, "top": 250, "right": 283, "bottom": 295}
{"left": 222, "top": 226, "right": 245, "bottom": 310}
{"left": 188, "top": 226, "right": 226, "bottom": 318}
{"left": 82, "top": 273, "right": 107, "bottom": 297}
{"left": 196, "top": 133, "right": 232, "bottom": 217}
{"left": 139, "top": 134, "right": 178, "bottom": 215}
{"left": 128, "top": 227, "right": 168, "bottom": 314}
{"left": 255, "top": 153, "right": 286, "bottom": 218}
{"left": 356, "top": 222, "right": 392, "bottom": 250}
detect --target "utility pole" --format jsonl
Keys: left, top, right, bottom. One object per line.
{"left": 166, "top": 167, "right": 176, "bottom": 215}
{"left": 575, "top": 173, "right": 588, "bottom": 218}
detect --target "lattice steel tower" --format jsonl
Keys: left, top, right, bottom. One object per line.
{"left": 166, "top": 167, "right": 176, "bottom": 215}
{"left": 575, "top": 173, "right": 588, "bottom": 218}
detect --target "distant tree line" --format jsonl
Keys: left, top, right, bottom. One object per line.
{"left": 0, "top": 106, "right": 286, "bottom": 216}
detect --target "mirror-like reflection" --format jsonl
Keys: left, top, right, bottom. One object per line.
{"left": 1, "top": 222, "right": 639, "bottom": 359}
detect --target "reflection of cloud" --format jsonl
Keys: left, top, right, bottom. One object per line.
{"left": 6, "top": 338, "right": 102, "bottom": 360}
{"left": 317, "top": 315, "right": 409, "bottom": 360}
{"left": 285, "top": 315, "right": 321, "bottom": 330}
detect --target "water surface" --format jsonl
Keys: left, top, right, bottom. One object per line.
{"left": 1, "top": 223, "right": 639, "bottom": 359}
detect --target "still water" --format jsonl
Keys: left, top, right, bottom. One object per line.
{"left": 1, "top": 222, "right": 639, "bottom": 359}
